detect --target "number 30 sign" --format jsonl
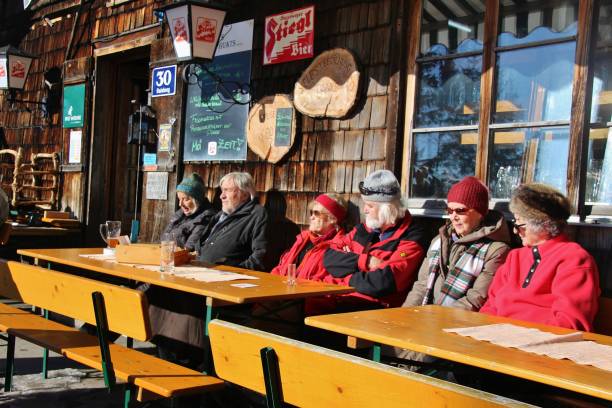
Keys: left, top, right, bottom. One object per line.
{"left": 151, "top": 65, "right": 177, "bottom": 97}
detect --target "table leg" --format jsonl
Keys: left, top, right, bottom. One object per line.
{"left": 370, "top": 344, "right": 381, "bottom": 363}
{"left": 41, "top": 261, "right": 50, "bottom": 379}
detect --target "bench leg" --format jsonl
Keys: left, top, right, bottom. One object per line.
{"left": 4, "top": 334, "right": 15, "bottom": 392}
{"left": 126, "top": 337, "right": 133, "bottom": 349}
{"left": 123, "top": 384, "right": 135, "bottom": 408}
{"left": 260, "top": 347, "right": 283, "bottom": 408}
{"left": 42, "top": 309, "right": 49, "bottom": 379}
{"left": 370, "top": 344, "right": 381, "bottom": 363}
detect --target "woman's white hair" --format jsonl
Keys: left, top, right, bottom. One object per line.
{"left": 219, "top": 172, "right": 256, "bottom": 199}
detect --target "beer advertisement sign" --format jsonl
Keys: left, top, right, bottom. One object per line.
{"left": 264, "top": 5, "right": 314, "bottom": 65}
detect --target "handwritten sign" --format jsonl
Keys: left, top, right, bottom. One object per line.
{"left": 145, "top": 172, "right": 168, "bottom": 200}
{"left": 274, "top": 108, "right": 293, "bottom": 146}
{"left": 183, "top": 20, "right": 253, "bottom": 162}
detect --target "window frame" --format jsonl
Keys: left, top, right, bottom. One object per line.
{"left": 401, "top": 0, "right": 612, "bottom": 219}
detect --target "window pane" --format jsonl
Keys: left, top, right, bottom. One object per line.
{"left": 416, "top": 55, "right": 482, "bottom": 127}
{"left": 586, "top": 128, "right": 612, "bottom": 205}
{"left": 411, "top": 131, "right": 477, "bottom": 198}
{"left": 488, "top": 127, "right": 569, "bottom": 199}
{"left": 499, "top": 1, "right": 577, "bottom": 46}
{"left": 421, "top": 0, "right": 484, "bottom": 56}
{"left": 493, "top": 42, "right": 575, "bottom": 123}
{"left": 590, "top": 2, "right": 612, "bottom": 124}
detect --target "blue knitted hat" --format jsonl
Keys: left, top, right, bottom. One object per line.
{"left": 176, "top": 173, "right": 205, "bottom": 205}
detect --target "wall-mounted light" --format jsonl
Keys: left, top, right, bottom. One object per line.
{"left": 0, "top": 45, "right": 36, "bottom": 91}
{"left": 156, "top": 0, "right": 227, "bottom": 63}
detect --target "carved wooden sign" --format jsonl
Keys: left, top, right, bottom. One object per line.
{"left": 294, "top": 48, "right": 360, "bottom": 118}
{"left": 246, "top": 94, "right": 296, "bottom": 163}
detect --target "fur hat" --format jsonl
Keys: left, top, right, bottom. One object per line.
{"left": 176, "top": 173, "right": 205, "bottom": 205}
{"left": 509, "top": 183, "right": 571, "bottom": 222}
{"left": 447, "top": 176, "right": 489, "bottom": 216}
{"left": 359, "top": 170, "right": 401, "bottom": 202}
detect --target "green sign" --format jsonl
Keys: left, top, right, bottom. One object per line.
{"left": 63, "top": 84, "right": 85, "bottom": 128}
{"left": 274, "top": 107, "right": 293, "bottom": 147}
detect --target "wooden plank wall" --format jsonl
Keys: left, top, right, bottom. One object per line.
{"left": 177, "top": 0, "right": 402, "bottom": 237}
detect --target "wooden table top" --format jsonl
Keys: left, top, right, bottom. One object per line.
{"left": 17, "top": 248, "right": 353, "bottom": 305}
{"left": 305, "top": 305, "right": 612, "bottom": 401}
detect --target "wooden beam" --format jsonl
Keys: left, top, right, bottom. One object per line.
{"left": 475, "top": 0, "right": 499, "bottom": 182}
{"left": 454, "top": 0, "right": 478, "bottom": 16}
{"left": 400, "top": 0, "right": 422, "bottom": 196}
{"left": 567, "top": 0, "right": 596, "bottom": 218}
{"left": 429, "top": 0, "right": 457, "bottom": 20}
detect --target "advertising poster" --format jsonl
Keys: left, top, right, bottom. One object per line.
{"left": 63, "top": 84, "right": 86, "bottom": 128}
{"left": 264, "top": 5, "right": 314, "bottom": 65}
{"left": 158, "top": 123, "right": 172, "bottom": 152}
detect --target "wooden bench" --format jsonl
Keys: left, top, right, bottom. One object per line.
{"left": 208, "top": 319, "right": 532, "bottom": 407}
{"left": 0, "top": 260, "right": 224, "bottom": 406}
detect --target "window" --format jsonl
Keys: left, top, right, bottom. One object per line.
{"left": 404, "top": 0, "right": 609, "bottom": 217}
{"left": 410, "top": 0, "right": 484, "bottom": 198}
{"left": 586, "top": 1, "right": 612, "bottom": 208}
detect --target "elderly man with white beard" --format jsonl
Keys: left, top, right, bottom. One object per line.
{"left": 306, "top": 170, "right": 427, "bottom": 315}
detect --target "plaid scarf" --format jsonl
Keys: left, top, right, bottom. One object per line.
{"left": 422, "top": 237, "right": 491, "bottom": 306}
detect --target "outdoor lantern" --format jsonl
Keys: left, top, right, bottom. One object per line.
{"left": 0, "top": 45, "right": 36, "bottom": 91}
{"left": 157, "top": 0, "right": 227, "bottom": 63}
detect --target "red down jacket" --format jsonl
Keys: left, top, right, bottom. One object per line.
{"left": 306, "top": 213, "right": 426, "bottom": 315}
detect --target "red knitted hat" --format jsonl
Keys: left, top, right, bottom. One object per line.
{"left": 447, "top": 176, "right": 489, "bottom": 216}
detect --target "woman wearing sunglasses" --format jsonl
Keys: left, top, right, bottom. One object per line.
{"left": 271, "top": 193, "right": 348, "bottom": 281}
{"left": 480, "top": 183, "right": 600, "bottom": 331}
{"left": 389, "top": 176, "right": 511, "bottom": 367}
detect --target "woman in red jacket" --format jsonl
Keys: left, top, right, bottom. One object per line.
{"left": 480, "top": 183, "right": 600, "bottom": 331}
{"left": 271, "top": 193, "right": 348, "bottom": 280}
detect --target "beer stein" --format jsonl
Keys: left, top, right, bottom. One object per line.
{"left": 99, "top": 220, "right": 122, "bottom": 248}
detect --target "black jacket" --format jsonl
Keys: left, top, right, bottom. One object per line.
{"left": 198, "top": 198, "right": 269, "bottom": 271}
{"left": 164, "top": 205, "right": 216, "bottom": 251}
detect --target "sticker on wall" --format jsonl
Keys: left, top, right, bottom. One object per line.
{"left": 246, "top": 94, "right": 296, "bottom": 163}
{"left": 158, "top": 123, "right": 172, "bottom": 152}
{"left": 294, "top": 48, "right": 360, "bottom": 118}
{"left": 264, "top": 5, "right": 314, "bottom": 65}
{"left": 68, "top": 130, "right": 82, "bottom": 164}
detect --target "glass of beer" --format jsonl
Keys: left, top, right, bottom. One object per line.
{"left": 160, "top": 233, "right": 176, "bottom": 273}
{"left": 99, "top": 221, "right": 122, "bottom": 248}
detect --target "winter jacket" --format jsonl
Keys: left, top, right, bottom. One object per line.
{"left": 403, "top": 210, "right": 511, "bottom": 310}
{"left": 163, "top": 205, "right": 216, "bottom": 251}
{"left": 308, "top": 213, "right": 426, "bottom": 313}
{"left": 198, "top": 198, "right": 269, "bottom": 271}
{"left": 271, "top": 228, "right": 344, "bottom": 280}
{"left": 480, "top": 234, "right": 600, "bottom": 331}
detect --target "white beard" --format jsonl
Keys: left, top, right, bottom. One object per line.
{"left": 365, "top": 215, "right": 382, "bottom": 230}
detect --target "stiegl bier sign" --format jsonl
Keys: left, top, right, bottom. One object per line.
{"left": 264, "top": 5, "right": 314, "bottom": 65}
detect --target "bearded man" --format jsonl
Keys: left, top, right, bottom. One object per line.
{"left": 307, "top": 170, "right": 426, "bottom": 314}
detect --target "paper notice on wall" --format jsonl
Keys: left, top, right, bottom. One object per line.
{"left": 145, "top": 172, "right": 168, "bottom": 200}
{"left": 68, "top": 130, "right": 82, "bottom": 163}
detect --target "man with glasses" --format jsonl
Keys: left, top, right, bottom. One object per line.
{"left": 311, "top": 170, "right": 427, "bottom": 314}
{"left": 388, "top": 176, "right": 511, "bottom": 368}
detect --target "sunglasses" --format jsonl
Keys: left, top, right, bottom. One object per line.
{"left": 446, "top": 207, "right": 470, "bottom": 215}
{"left": 358, "top": 181, "right": 400, "bottom": 197}
{"left": 309, "top": 209, "right": 329, "bottom": 217}
{"left": 511, "top": 219, "right": 526, "bottom": 231}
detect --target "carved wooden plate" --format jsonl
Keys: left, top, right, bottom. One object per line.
{"left": 294, "top": 48, "right": 360, "bottom": 118}
{"left": 246, "top": 94, "right": 296, "bottom": 163}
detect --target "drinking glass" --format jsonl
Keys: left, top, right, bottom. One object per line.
{"left": 285, "top": 263, "right": 297, "bottom": 286}
{"left": 99, "top": 221, "right": 122, "bottom": 248}
{"left": 160, "top": 233, "right": 176, "bottom": 273}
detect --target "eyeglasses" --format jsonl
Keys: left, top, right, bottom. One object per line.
{"left": 309, "top": 209, "right": 329, "bottom": 218}
{"left": 358, "top": 181, "right": 400, "bottom": 197}
{"left": 511, "top": 219, "right": 526, "bottom": 232}
{"left": 446, "top": 207, "right": 470, "bottom": 215}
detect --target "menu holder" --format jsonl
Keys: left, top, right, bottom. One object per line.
{"left": 115, "top": 243, "right": 191, "bottom": 266}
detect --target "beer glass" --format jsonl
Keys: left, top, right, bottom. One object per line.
{"left": 160, "top": 233, "right": 175, "bottom": 273}
{"left": 285, "top": 263, "right": 297, "bottom": 286}
{"left": 99, "top": 221, "right": 122, "bottom": 248}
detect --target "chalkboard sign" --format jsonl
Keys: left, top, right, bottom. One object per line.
{"left": 183, "top": 20, "right": 253, "bottom": 162}
{"left": 274, "top": 108, "right": 293, "bottom": 147}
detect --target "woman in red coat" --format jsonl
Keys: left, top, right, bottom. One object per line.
{"left": 480, "top": 183, "right": 600, "bottom": 331}
{"left": 271, "top": 193, "right": 348, "bottom": 280}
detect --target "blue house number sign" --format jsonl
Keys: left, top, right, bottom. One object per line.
{"left": 151, "top": 65, "right": 176, "bottom": 97}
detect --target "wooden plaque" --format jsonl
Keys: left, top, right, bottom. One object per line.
{"left": 294, "top": 48, "right": 360, "bottom": 118}
{"left": 246, "top": 94, "right": 296, "bottom": 163}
